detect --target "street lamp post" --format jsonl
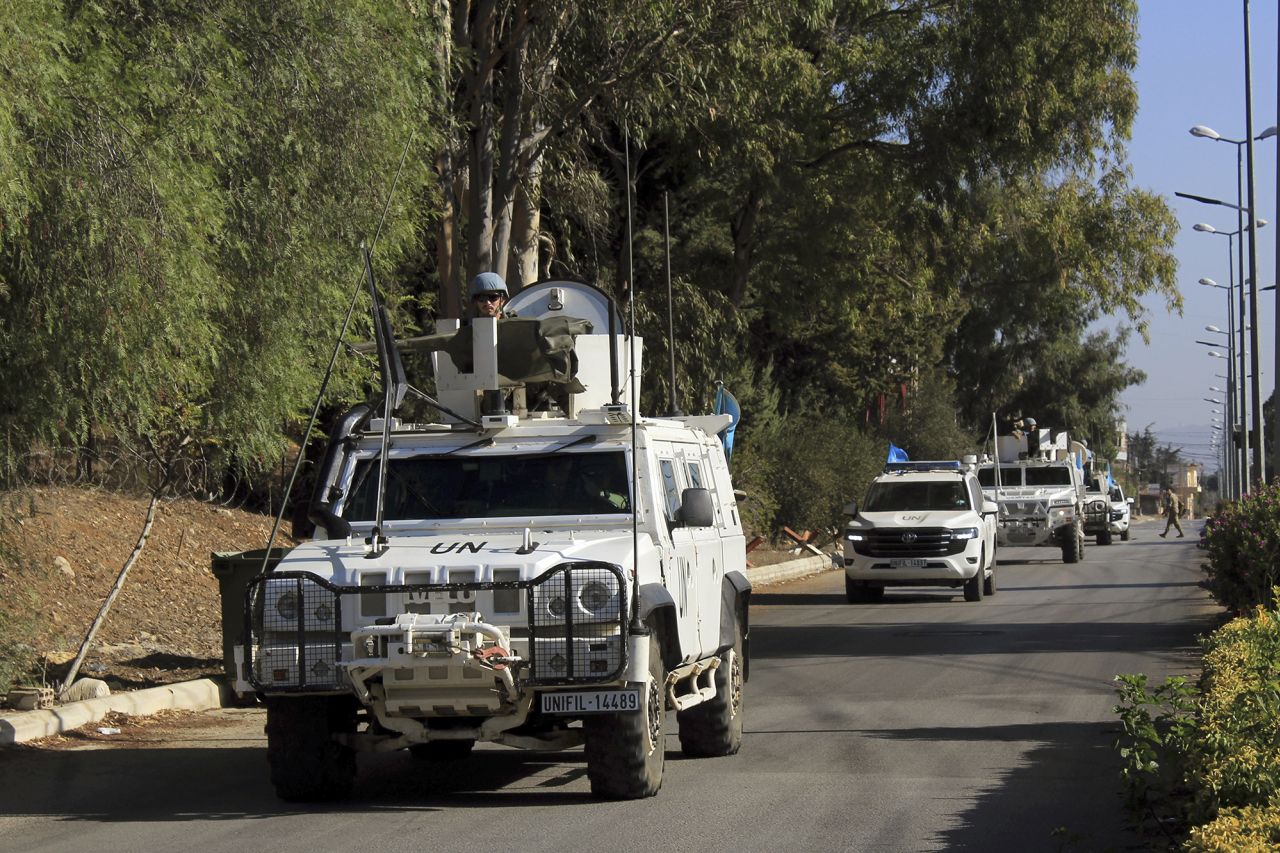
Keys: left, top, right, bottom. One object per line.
{"left": 1189, "top": 111, "right": 1277, "bottom": 485}
{"left": 1199, "top": 267, "right": 1246, "bottom": 495}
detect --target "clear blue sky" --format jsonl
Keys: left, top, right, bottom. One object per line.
{"left": 1119, "top": 1, "right": 1279, "bottom": 465}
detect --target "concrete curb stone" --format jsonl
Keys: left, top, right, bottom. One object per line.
{"left": 1, "top": 553, "right": 832, "bottom": 746}
{"left": 744, "top": 552, "right": 836, "bottom": 587}
{"left": 1, "top": 677, "right": 225, "bottom": 746}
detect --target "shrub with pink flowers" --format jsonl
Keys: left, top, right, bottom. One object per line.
{"left": 1202, "top": 483, "right": 1280, "bottom": 613}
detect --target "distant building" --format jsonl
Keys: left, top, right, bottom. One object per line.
{"left": 1141, "top": 463, "right": 1202, "bottom": 517}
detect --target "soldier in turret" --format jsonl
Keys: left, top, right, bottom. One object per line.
{"left": 469, "top": 272, "right": 509, "bottom": 318}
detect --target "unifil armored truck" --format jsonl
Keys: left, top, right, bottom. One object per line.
{"left": 221, "top": 280, "right": 749, "bottom": 802}
{"left": 977, "top": 423, "right": 1087, "bottom": 563}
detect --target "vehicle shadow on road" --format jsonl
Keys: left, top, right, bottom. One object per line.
{"left": 0, "top": 745, "right": 607, "bottom": 820}
{"left": 861, "top": 720, "right": 1136, "bottom": 850}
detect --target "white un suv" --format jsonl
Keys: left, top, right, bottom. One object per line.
{"left": 840, "top": 459, "right": 999, "bottom": 603}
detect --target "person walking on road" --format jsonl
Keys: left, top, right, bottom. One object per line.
{"left": 1159, "top": 488, "right": 1184, "bottom": 538}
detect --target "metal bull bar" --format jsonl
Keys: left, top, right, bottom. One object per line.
{"left": 244, "top": 562, "right": 629, "bottom": 693}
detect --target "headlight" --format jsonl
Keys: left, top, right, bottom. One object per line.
{"left": 579, "top": 581, "right": 612, "bottom": 616}
{"left": 548, "top": 595, "right": 567, "bottom": 617}
{"left": 952, "top": 527, "right": 979, "bottom": 540}
{"left": 275, "top": 590, "right": 300, "bottom": 621}
{"left": 846, "top": 531, "right": 867, "bottom": 541}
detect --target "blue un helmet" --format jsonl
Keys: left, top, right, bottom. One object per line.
{"left": 469, "top": 272, "right": 508, "bottom": 299}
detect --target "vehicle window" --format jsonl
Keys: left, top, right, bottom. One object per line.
{"left": 687, "top": 461, "right": 704, "bottom": 490}
{"left": 658, "top": 459, "right": 681, "bottom": 520}
{"left": 864, "top": 480, "right": 970, "bottom": 512}
{"left": 343, "top": 451, "right": 632, "bottom": 520}
{"left": 1024, "top": 466, "right": 1073, "bottom": 486}
{"left": 967, "top": 478, "right": 983, "bottom": 508}
{"left": 1110, "top": 487, "right": 1123, "bottom": 502}
{"left": 977, "top": 466, "right": 1022, "bottom": 487}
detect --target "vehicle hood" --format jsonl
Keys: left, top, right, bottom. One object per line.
{"left": 276, "top": 530, "right": 652, "bottom": 585}
{"left": 852, "top": 509, "right": 977, "bottom": 528}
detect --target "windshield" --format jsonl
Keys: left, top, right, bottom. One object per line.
{"left": 864, "top": 480, "right": 971, "bottom": 512}
{"left": 1024, "top": 466, "right": 1073, "bottom": 486}
{"left": 977, "top": 466, "right": 1022, "bottom": 487}
{"left": 343, "top": 451, "right": 632, "bottom": 520}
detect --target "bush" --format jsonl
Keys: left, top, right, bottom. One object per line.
{"left": 1187, "top": 606, "right": 1280, "bottom": 823}
{"left": 1202, "top": 484, "right": 1280, "bottom": 612}
{"left": 1114, "top": 600, "right": 1280, "bottom": 847}
{"left": 1186, "top": 803, "right": 1280, "bottom": 852}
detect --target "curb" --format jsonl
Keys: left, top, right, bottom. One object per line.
{"left": 1, "top": 678, "right": 226, "bottom": 746}
{"left": 745, "top": 552, "right": 836, "bottom": 587}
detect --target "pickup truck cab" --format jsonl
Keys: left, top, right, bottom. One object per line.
{"left": 840, "top": 459, "right": 999, "bottom": 603}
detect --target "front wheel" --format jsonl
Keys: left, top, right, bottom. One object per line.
{"left": 678, "top": 616, "right": 744, "bottom": 757}
{"left": 1121, "top": 528, "right": 1131, "bottom": 542}
{"left": 264, "top": 696, "right": 357, "bottom": 802}
{"left": 584, "top": 632, "right": 666, "bottom": 799}
{"left": 983, "top": 556, "right": 997, "bottom": 597}
{"left": 963, "top": 559, "right": 984, "bottom": 602}
{"left": 1097, "top": 529, "right": 1113, "bottom": 546}
{"left": 1062, "top": 529, "right": 1082, "bottom": 564}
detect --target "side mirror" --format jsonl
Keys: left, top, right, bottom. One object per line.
{"left": 982, "top": 500, "right": 999, "bottom": 515}
{"left": 678, "top": 488, "right": 715, "bottom": 528}
{"left": 1127, "top": 497, "right": 1135, "bottom": 505}
{"left": 843, "top": 500, "right": 858, "bottom": 517}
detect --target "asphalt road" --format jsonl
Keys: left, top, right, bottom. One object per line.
{"left": 0, "top": 517, "right": 1219, "bottom": 852}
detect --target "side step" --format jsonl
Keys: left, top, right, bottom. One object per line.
{"left": 665, "top": 657, "right": 721, "bottom": 711}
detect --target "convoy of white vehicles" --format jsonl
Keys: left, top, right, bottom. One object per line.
{"left": 214, "top": 270, "right": 1133, "bottom": 804}
{"left": 221, "top": 280, "right": 749, "bottom": 802}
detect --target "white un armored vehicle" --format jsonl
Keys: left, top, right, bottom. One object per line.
{"left": 977, "top": 420, "right": 1087, "bottom": 563}
{"left": 226, "top": 280, "right": 749, "bottom": 802}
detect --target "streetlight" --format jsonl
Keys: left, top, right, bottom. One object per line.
{"left": 1189, "top": 113, "right": 1278, "bottom": 485}
{"left": 1199, "top": 263, "right": 1251, "bottom": 494}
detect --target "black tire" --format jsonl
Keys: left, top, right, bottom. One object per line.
{"left": 584, "top": 632, "right": 666, "bottom": 799}
{"left": 845, "top": 576, "right": 885, "bottom": 603}
{"left": 1097, "top": 530, "right": 1112, "bottom": 546}
{"left": 678, "top": 616, "right": 744, "bottom": 757}
{"left": 409, "top": 739, "right": 475, "bottom": 761}
{"left": 983, "top": 558, "right": 997, "bottom": 597}
{"left": 1062, "top": 529, "right": 1082, "bottom": 564}
{"left": 963, "top": 556, "right": 984, "bottom": 602}
{"left": 265, "top": 696, "right": 357, "bottom": 802}
{"left": 1121, "top": 528, "right": 1130, "bottom": 542}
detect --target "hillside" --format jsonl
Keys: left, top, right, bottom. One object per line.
{"left": 0, "top": 487, "right": 286, "bottom": 693}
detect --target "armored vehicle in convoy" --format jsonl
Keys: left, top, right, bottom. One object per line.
{"left": 977, "top": 422, "right": 1088, "bottom": 563}
{"left": 839, "top": 458, "right": 999, "bottom": 603}
{"left": 222, "top": 280, "right": 749, "bottom": 802}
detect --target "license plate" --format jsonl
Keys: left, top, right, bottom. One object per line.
{"left": 540, "top": 689, "right": 641, "bottom": 715}
{"left": 889, "top": 558, "right": 927, "bottom": 569}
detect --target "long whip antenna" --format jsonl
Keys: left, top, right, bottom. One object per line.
{"left": 625, "top": 127, "right": 644, "bottom": 633}
{"left": 257, "top": 130, "right": 416, "bottom": 575}
{"left": 664, "top": 192, "right": 682, "bottom": 417}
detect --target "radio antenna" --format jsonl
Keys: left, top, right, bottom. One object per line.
{"left": 664, "top": 192, "right": 683, "bottom": 417}
{"left": 624, "top": 126, "right": 644, "bottom": 635}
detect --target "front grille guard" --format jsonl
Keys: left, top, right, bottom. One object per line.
{"left": 244, "top": 562, "right": 629, "bottom": 693}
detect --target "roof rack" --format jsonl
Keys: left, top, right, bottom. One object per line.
{"left": 882, "top": 460, "right": 963, "bottom": 474}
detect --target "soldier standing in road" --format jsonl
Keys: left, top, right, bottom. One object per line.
{"left": 1159, "top": 488, "right": 1184, "bottom": 538}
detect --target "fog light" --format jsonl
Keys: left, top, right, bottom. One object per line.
{"left": 310, "top": 659, "right": 330, "bottom": 678}
{"left": 314, "top": 602, "right": 333, "bottom": 623}
{"left": 549, "top": 653, "right": 567, "bottom": 672}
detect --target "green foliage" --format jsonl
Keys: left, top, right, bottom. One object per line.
{"left": 0, "top": 0, "right": 437, "bottom": 483}
{"left": 1112, "top": 672, "right": 1197, "bottom": 825}
{"left": 0, "top": 500, "right": 48, "bottom": 693}
{"left": 1202, "top": 485, "right": 1280, "bottom": 613}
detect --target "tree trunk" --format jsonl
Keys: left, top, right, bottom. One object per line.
{"left": 436, "top": 147, "right": 462, "bottom": 319}
{"left": 462, "top": 0, "right": 498, "bottom": 279}
{"left": 729, "top": 187, "right": 763, "bottom": 308}
{"left": 60, "top": 488, "right": 163, "bottom": 696}
{"left": 510, "top": 155, "right": 543, "bottom": 288}
{"left": 490, "top": 0, "right": 531, "bottom": 283}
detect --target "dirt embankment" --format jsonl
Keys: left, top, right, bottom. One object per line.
{"left": 0, "top": 486, "right": 806, "bottom": 694}
{"left": 0, "top": 487, "right": 286, "bottom": 691}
